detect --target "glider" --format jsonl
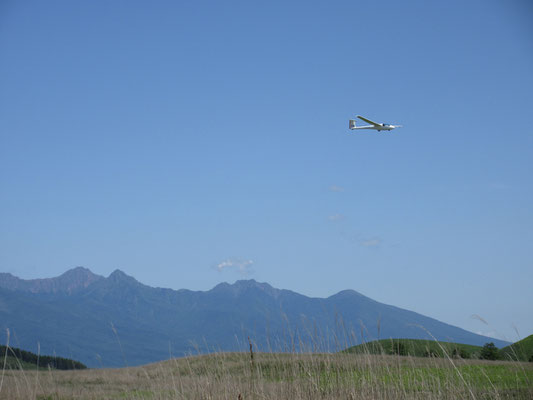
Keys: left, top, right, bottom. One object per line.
{"left": 349, "top": 115, "right": 402, "bottom": 132}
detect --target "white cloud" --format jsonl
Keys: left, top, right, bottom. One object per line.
{"left": 216, "top": 258, "right": 254, "bottom": 276}
{"left": 475, "top": 330, "right": 502, "bottom": 339}
{"left": 360, "top": 238, "right": 381, "bottom": 247}
{"left": 329, "top": 185, "right": 345, "bottom": 193}
{"left": 328, "top": 214, "right": 346, "bottom": 221}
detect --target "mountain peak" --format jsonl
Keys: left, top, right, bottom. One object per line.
{"left": 0, "top": 267, "right": 103, "bottom": 294}
{"left": 56, "top": 267, "right": 103, "bottom": 293}
{"left": 233, "top": 278, "right": 259, "bottom": 287}
{"left": 330, "top": 289, "right": 363, "bottom": 298}
{"left": 60, "top": 266, "right": 99, "bottom": 281}
{"left": 107, "top": 269, "right": 141, "bottom": 286}
{"left": 233, "top": 279, "right": 273, "bottom": 290}
{"left": 109, "top": 269, "right": 127, "bottom": 278}
{"left": 213, "top": 279, "right": 281, "bottom": 298}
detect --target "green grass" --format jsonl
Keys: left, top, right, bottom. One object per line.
{"left": 500, "top": 334, "right": 533, "bottom": 362}
{"left": 4, "top": 351, "right": 530, "bottom": 399}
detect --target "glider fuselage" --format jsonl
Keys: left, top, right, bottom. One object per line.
{"left": 351, "top": 124, "right": 395, "bottom": 131}
{"left": 349, "top": 116, "right": 401, "bottom": 132}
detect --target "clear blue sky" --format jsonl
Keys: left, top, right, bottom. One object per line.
{"left": 1, "top": 0, "right": 532, "bottom": 341}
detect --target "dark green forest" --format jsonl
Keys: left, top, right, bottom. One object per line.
{"left": 1, "top": 345, "right": 87, "bottom": 370}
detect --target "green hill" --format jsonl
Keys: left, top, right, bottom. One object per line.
{"left": 0, "top": 345, "right": 87, "bottom": 370}
{"left": 344, "top": 338, "right": 483, "bottom": 359}
{"left": 500, "top": 335, "right": 533, "bottom": 362}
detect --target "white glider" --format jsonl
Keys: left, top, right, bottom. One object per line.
{"left": 349, "top": 115, "right": 402, "bottom": 132}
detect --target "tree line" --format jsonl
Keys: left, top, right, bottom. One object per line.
{"left": 388, "top": 340, "right": 532, "bottom": 361}
{"left": 0, "top": 345, "right": 87, "bottom": 370}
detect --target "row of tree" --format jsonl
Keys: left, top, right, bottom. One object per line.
{"left": 0, "top": 345, "right": 87, "bottom": 370}
{"left": 388, "top": 340, "right": 531, "bottom": 361}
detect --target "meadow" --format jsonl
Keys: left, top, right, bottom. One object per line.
{"left": 1, "top": 348, "right": 532, "bottom": 399}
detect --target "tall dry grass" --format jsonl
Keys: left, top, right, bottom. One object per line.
{"left": 1, "top": 339, "right": 532, "bottom": 399}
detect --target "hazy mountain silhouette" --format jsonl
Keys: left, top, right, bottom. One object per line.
{"left": 0, "top": 268, "right": 509, "bottom": 367}
{"left": 0, "top": 267, "right": 102, "bottom": 294}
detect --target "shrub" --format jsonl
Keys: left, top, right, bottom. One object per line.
{"left": 480, "top": 342, "right": 499, "bottom": 361}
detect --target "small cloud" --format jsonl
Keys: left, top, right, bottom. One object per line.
{"left": 216, "top": 258, "right": 254, "bottom": 276}
{"left": 328, "top": 214, "right": 346, "bottom": 222}
{"left": 360, "top": 238, "right": 381, "bottom": 247}
{"left": 329, "top": 185, "right": 345, "bottom": 193}
{"left": 475, "top": 330, "right": 500, "bottom": 339}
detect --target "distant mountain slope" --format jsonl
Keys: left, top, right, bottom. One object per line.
{"left": 500, "top": 335, "right": 533, "bottom": 361}
{"left": 0, "top": 268, "right": 510, "bottom": 367}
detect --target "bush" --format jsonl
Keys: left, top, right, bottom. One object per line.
{"left": 452, "top": 348, "right": 469, "bottom": 359}
{"left": 480, "top": 342, "right": 499, "bottom": 361}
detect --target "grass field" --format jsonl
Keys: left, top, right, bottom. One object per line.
{"left": 1, "top": 349, "right": 532, "bottom": 399}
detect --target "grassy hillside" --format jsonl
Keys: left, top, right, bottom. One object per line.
{"left": 500, "top": 334, "right": 533, "bottom": 362}
{"left": 1, "top": 351, "right": 532, "bottom": 399}
{"left": 0, "top": 345, "right": 87, "bottom": 370}
{"left": 344, "top": 338, "right": 484, "bottom": 359}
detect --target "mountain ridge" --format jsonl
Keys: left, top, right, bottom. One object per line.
{"left": 0, "top": 267, "right": 103, "bottom": 294}
{"left": 0, "top": 267, "right": 511, "bottom": 367}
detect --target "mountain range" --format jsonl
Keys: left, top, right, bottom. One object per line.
{"left": 0, "top": 267, "right": 510, "bottom": 367}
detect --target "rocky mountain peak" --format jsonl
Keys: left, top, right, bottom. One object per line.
{"left": 0, "top": 266, "right": 103, "bottom": 294}
{"left": 106, "top": 269, "right": 141, "bottom": 286}
{"left": 213, "top": 279, "right": 282, "bottom": 298}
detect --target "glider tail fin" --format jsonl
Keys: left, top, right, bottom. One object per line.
{"left": 349, "top": 119, "right": 357, "bottom": 130}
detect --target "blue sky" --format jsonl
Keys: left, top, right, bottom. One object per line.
{"left": 1, "top": 0, "right": 532, "bottom": 341}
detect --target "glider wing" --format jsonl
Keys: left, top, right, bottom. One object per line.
{"left": 357, "top": 116, "right": 382, "bottom": 126}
